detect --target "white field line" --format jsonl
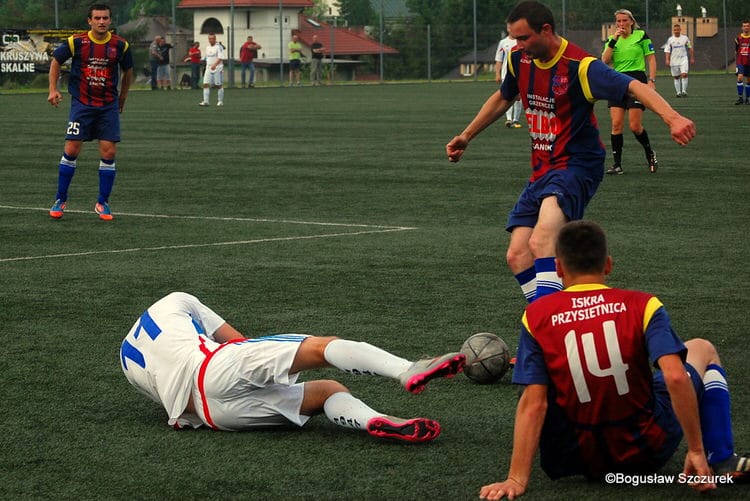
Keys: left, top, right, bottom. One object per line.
{"left": 0, "top": 205, "right": 417, "bottom": 263}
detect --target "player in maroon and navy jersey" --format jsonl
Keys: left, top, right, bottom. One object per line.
{"left": 478, "top": 221, "right": 749, "bottom": 500}
{"left": 446, "top": 1, "right": 695, "bottom": 306}
{"left": 47, "top": 3, "right": 133, "bottom": 221}
{"left": 734, "top": 21, "right": 750, "bottom": 104}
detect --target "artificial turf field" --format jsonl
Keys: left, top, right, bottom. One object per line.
{"left": 1, "top": 75, "right": 748, "bottom": 500}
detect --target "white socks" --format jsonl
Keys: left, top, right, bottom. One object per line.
{"left": 323, "top": 339, "right": 411, "bottom": 379}
{"left": 323, "top": 391, "right": 382, "bottom": 430}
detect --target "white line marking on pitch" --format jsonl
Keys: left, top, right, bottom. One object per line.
{"left": 0, "top": 205, "right": 417, "bottom": 263}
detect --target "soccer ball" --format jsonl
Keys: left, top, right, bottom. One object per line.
{"left": 460, "top": 332, "right": 511, "bottom": 384}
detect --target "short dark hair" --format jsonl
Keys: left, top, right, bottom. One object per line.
{"left": 555, "top": 221, "right": 608, "bottom": 275}
{"left": 507, "top": 1, "right": 555, "bottom": 34}
{"left": 88, "top": 3, "right": 112, "bottom": 18}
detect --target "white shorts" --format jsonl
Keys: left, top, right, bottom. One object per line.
{"left": 192, "top": 334, "right": 311, "bottom": 431}
{"left": 203, "top": 67, "right": 224, "bottom": 87}
{"left": 670, "top": 62, "right": 689, "bottom": 76}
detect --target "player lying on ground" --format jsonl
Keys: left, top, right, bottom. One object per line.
{"left": 479, "top": 221, "right": 749, "bottom": 500}
{"left": 120, "top": 292, "right": 465, "bottom": 442}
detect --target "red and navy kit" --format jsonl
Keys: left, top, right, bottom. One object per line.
{"left": 736, "top": 33, "right": 750, "bottom": 66}
{"left": 514, "top": 284, "right": 688, "bottom": 477}
{"left": 502, "top": 39, "right": 633, "bottom": 182}
{"left": 53, "top": 31, "right": 133, "bottom": 107}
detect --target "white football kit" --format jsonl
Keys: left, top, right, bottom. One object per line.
{"left": 495, "top": 35, "right": 523, "bottom": 124}
{"left": 665, "top": 34, "right": 691, "bottom": 75}
{"left": 495, "top": 35, "right": 516, "bottom": 81}
{"left": 120, "top": 292, "right": 309, "bottom": 430}
{"left": 202, "top": 42, "right": 225, "bottom": 86}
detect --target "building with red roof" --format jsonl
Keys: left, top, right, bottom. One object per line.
{"left": 177, "top": 0, "right": 397, "bottom": 82}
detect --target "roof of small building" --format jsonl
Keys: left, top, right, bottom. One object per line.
{"left": 177, "top": 0, "right": 312, "bottom": 8}
{"left": 296, "top": 15, "right": 397, "bottom": 56}
{"left": 117, "top": 15, "right": 192, "bottom": 43}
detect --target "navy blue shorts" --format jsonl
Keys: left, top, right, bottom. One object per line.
{"left": 66, "top": 99, "right": 121, "bottom": 142}
{"left": 539, "top": 363, "right": 703, "bottom": 480}
{"left": 737, "top": 64, "right": 750, "bottom": 77}
{"left": 505, "top": 168, "right": 601, "bottom": 232}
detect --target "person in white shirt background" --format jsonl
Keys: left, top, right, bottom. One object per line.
{"left": 664, "top": 24, "right": 695, "bottom": 97}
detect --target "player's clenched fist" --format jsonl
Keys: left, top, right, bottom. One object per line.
{"left": 446, "top": 135, "right": 469, "bottom": 163}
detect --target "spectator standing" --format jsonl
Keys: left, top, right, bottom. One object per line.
{"left": 199, "top": 33, "right": 226, "bottom": 107}
{"left": 602, "top": 9, "right": 658, "bottom": 175}
{"left": 239, "top": 36, "right": 261, "bottom": 88}
{"left": 184, "top": 41, "right": 201, "bottom": 89}
{"left": 157, "top": 36, "right": 172, "bottom": 90}
{"left": 734, "top": 21, "right": 750, "bottom": 104}
{"left": 288, "top": 34, "right": 302, "bottom": 86}
{"left": 664, "top": 24, "right": 694, "bottom": 97}
{"left": 310, "top": 35, "right": 324, "bottom": 86}
{"left": 148, "top": 36, "right": 160, "bottom": 90}
{"left": 47, "top": 3, "right": 133, "bottom": 221}
{"left": 494, "top": 34, "right": 523, "bottom": 128}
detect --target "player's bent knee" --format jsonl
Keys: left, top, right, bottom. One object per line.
{"left": 300, "top": 380, "right": 349, "bottom": 415}
{"left": 685, "top": 338, "right": 721, "bottom": 369}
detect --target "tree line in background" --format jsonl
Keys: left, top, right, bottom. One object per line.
{"left": 1, "top": 0, "right": 747, "bottom": 80}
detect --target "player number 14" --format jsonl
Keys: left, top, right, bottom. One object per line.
{"left": 564, "top": 320, "right": 630, "bottom": 403}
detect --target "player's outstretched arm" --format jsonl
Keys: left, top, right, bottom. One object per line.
{"left": 47, "top": 58, "right": 63, "bottom": 107}
{"left": 627, "top": 80, "right": 696, "bottom": 145}
{"left": 446, "top": 91, "right": 511, "bottom": 163}
{"left": 479, "top": 384, "right": 547, "bottom": 500}
{"left": 658, "top": 353, "right": 716, "bottom": 492}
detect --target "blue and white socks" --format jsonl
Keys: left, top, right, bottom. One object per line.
{"left": 55, "top": 153, "right": 77, "bottom": 202}
{"left": 515, "top": 257, "right": 563, "bottom": 303}
{"left": 98, "top": 158, "right": 116, "bottom": 204}
{"left": 700, "top": 364, "right": 735, "bottom": 465}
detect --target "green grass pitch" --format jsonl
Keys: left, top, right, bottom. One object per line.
{"left": 1, "top": 75, "right": 748, "bottom": 500}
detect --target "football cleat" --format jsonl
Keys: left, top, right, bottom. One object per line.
{"left": 50, "top": 199, "right": 66, "bottom": 219}
{"left": 735, "top": 97, "right": 745, "bottom": 105}
{"left": 198, "top": 101, "right": 209, "bottom": 107}
{"left": 713, "top": 453, "right": 750, "bottom": 482}
{"left": 217, "top": 101, "right": 224, "bottom": 107}
{"left": 512, "top": 122, "right": 523, "bottom": 128}
{"left": 647, "top": 150, "right": 658, "bottom": 173}
{"left": 606, "top": 165, "right": 624, "bottom": 175}
{"left": 504, "top": 120, "right": 512, "bottom": 128}
{"left": 95, "top": 202, "right": 113, "bottom": 221}
{"left": 398, "top": 352, "right": 465, "bottom": 394}
{"left": 366, "top": 416, "right": 441, "bottom": 443}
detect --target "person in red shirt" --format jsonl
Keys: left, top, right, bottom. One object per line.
{"left": 184, "top": 41, "right": 201, "bottom": 89}
{"left": 239, "top": 35, "right": 261, "bottom": 88}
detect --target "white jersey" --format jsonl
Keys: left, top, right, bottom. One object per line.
{"left": 664, "top": 34, "right": 692, "bottom": 66}
{"left": 120, "top": 292, "right": 226, "bottom": 427}
{"left": 204, "top": 42, "right": 225, "bottom": 73}
{"left": 121, "top": 292, "right": 310, "bottom": 431}
{"left": 495, "top": 36, "right": 517, "bottom": 81}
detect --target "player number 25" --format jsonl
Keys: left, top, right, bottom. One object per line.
{"left": 564, "top": 320, "right": 630, "bottom": 403}
{"left": 66, "top": 122, "right": 80, "bottom": 135}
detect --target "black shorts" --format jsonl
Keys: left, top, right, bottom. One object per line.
{"left": 607, "top": 71, "right": 647, "bottom": 110}
{"left": 290, "top": 59, "right": 301, "bottom": 70}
